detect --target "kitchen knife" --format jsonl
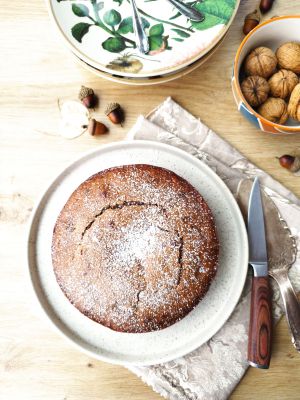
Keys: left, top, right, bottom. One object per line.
{"left": 247, "top": 177, "right": 272, "bottom": 369}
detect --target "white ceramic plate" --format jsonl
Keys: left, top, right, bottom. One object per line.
{"left": 47, "top": 0, "right": 239, "bottom": 78}
{"left": 27, "top": 140, "right": 248, "bottom": 366}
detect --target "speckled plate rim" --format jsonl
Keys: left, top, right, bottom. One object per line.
{"left": 46, "top": 0, "right": 240, "bottom": 78}
{"left": 27, "top": 140, "right": 248, "bottom": 366}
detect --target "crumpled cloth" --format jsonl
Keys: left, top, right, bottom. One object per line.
{"left": 126, "top": 97, "right": 300, "bottom": 400}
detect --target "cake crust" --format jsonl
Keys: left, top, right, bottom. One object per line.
{"left": 52, "top": 164, "right": 219, "bottom": 333}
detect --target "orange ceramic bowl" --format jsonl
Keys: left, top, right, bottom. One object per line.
{"left": 232, "top": 16, "right": 300, "bottom": 135}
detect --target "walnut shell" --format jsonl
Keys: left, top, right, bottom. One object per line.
{"left": 241, "top": 75, "right": 269, "bottom": 107}
{"left": 276, "top": 42, "right": 300, "bottom": 74}
{"left": 287, "top": 83, "right": 300, "bottom": 122}
{"left": 258, "top": 97, "right": 288, "bottom": 125}
{"left": 244, "top": 46, "right": 277, "bottom": 79}
{"left": 268, "top": 69, "right": 299, "bottom": 99}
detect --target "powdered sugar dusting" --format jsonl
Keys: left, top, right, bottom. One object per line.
{"left": 52, "top": 165, "right": 219, "bottom": 332}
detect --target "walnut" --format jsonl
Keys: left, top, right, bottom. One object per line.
{"left": 241, "top": 75, "right": 269, "bottom": 107}
{"left": 287, "top": 83, "right": 300, "bottom": 122}
{"left": 268, "top": 69, "right": 299, "bottom": 99}
{"left": 276, "top": 42, "right": 300, "bottom": 74}
{"left": 244, "top": 46, "right": 277, "bottom": 79}
{"left": 258, "top": 97, "right": 288, "bottom": 124}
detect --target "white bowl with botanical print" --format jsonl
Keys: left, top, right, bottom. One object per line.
{"left": 48, "top": 0, "right": 240, "bottom": 78}
{"left": 73, "top": 30, "right": 227, "bottom": 85}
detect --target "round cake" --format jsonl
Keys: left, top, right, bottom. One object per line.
{"left": 52, "top": 164, "right": 219, "bottom": 333}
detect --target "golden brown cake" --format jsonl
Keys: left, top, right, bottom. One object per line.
{"left": 52, "top": 164, "right": 219, "bottom": 333}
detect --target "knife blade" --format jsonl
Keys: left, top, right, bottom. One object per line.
{"left": 247, "top": 177, "right": 272, "bottom": 369}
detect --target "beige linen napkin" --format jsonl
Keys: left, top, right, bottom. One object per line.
{"left": 127, "top": 97, "right": 300, "bottom": 400}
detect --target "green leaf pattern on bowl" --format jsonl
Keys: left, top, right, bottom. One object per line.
{"left": 54, "top": 0, "right": 237, "bottom": 75}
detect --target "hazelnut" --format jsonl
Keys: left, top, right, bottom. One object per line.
{"left": 241, "top": 75, "right": 269, "bottom": 107}
{"left": 88, "top": 119, "right": 108, "bottom": 136}
{"left": 243, "top": 10, "right": 260, "bottom": 35}
{"left": 276, "top": 42, "right": 300, "bottom": 74}
{"left": 268, "top": 69, "right": 298, "bottom": 99}
{"left": 287, "top": 83, "right": 300, "bottom": 122}
{"left": 244, "top": 46, "right": 277, "bottom": 79}
{"left": 258, "top": 97, "right": 288, "bottom": 124}
{"left": 278, "top": 155, "right": 300, "bottom": 172}
{"left": 259, "top": 0, "right": 274, "bottom": 14}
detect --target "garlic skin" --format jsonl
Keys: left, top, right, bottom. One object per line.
{"left": 268, "top": 69, "right": 299, "bottom": 99}
{"left": 258, "top": 97, "right": 288, "bottom": 124}
{"left": 288, "top": 83, "right": 300, "bottom": 122}
{"left": 241, "top": 75, "right": 269, "bottom": 107}
{"left": 276, "top": 42, "right": 300, "bottom": 74}
{"left": 244, "top": 46, "right": 277, "bottom": 79}
{"left": 290, "top": 157, "right": 300, "bottom": 173}
{"left": 59, "top": 101, "right": 90, "bottom": 139}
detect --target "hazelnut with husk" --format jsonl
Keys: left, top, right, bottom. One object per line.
{"left": 88, "top": 119, "right": 108, "bottom": 136}
{"left": 79, "top": 86, "right": 98, "bottom": 108}
{"left": 243, "top": 9, "right": 260, "bottom": 35}
{"left": 288, "top": 83, "right": 300, "bottom": 122}
{"left": 241, "top": 75, "right": 269, "bottom": 107}
{"left": 276, "top": 42, "right": 300, "bottom": 74}
{"left": 268, "top": 69, "right": 298, "bottom": 99}
{"left": 277, "top": 154, "right": 300, "bottom": 173}
{"left": 105, "top": 103, "right": 124, "bottom": 125}
{"left": 258, "top": 97, "right": 288, "bottom": 124}
{"left": 244, "top": 46, "right": 277, "bottom": 79}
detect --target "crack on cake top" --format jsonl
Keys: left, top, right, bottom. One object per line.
{"left": 78, "top": 201, "right": 187, "bottom": 319}
{"left": 81, "top": 200, "right": 160, "bottom": 239}
{"left": 176, "top": 235, "right": 184, "bottom": 286}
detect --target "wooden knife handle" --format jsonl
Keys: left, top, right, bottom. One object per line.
{"left": 248, "top": 276, "right": 272, "bottom": 369}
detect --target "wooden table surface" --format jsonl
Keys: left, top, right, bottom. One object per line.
{"left": 1, "top": 0, "right": 300, "bottom": 399}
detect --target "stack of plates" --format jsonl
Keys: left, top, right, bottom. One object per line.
{"left": 48, "top": 0, "right": 240, "bottom": 85}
